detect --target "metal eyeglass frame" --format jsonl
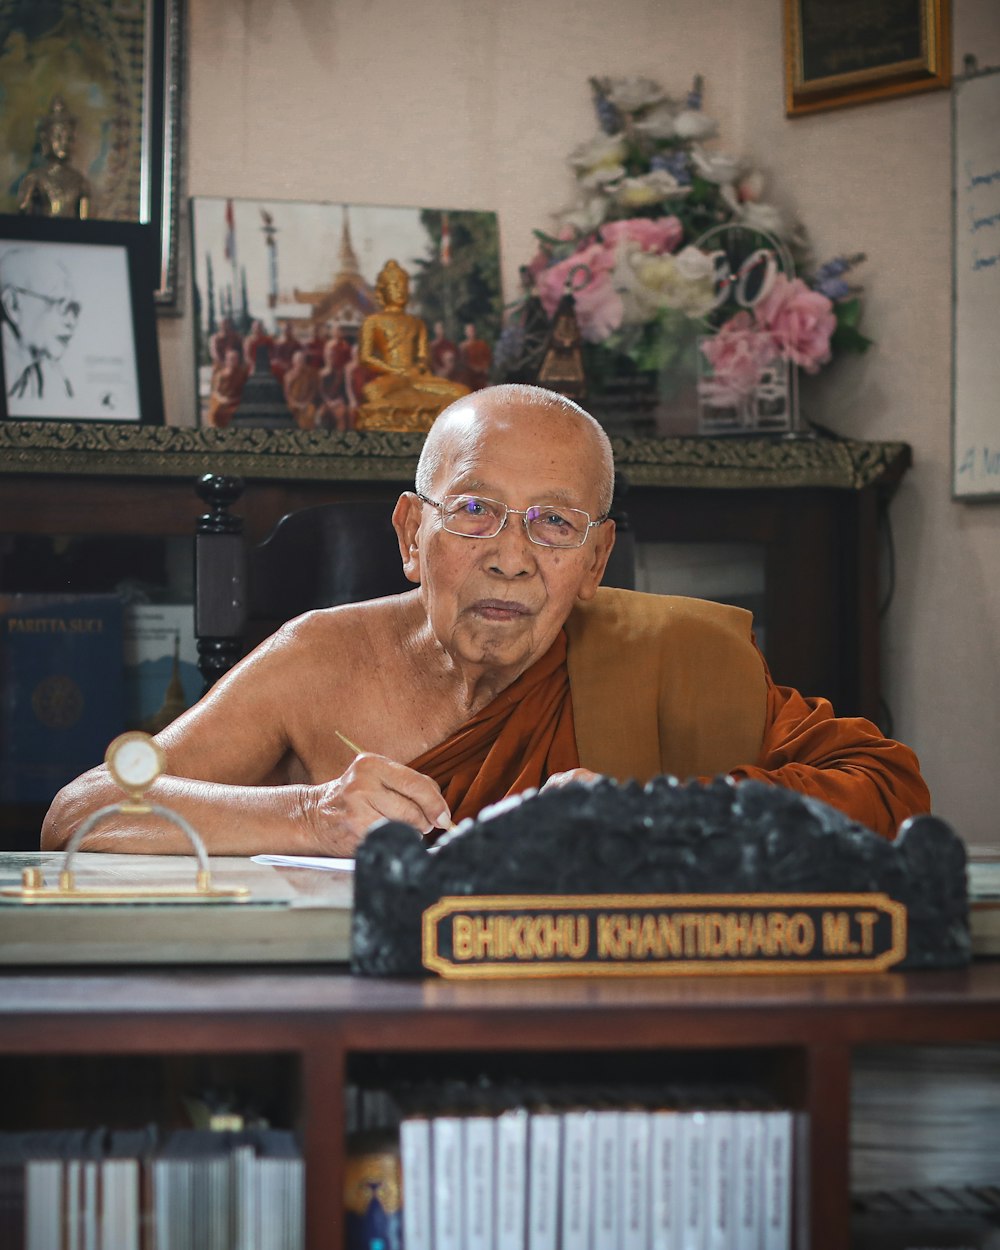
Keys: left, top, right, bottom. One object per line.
{"left": 414, "top": 491, "right": 608, "bottom": 549}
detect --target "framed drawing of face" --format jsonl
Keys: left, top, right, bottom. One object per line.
{"left": 0, "top": 214, "right": 164, "bottom": 424}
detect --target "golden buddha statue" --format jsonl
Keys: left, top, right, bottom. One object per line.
{"left": 354, "top": 260, "right": 469, "bottom": 432}
{"left": 18, "top": 96, "right": 92, "bottom": 219}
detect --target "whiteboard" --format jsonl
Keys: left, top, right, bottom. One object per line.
{"left": 952, "top": 66, "right": 1000, "bottom": 500}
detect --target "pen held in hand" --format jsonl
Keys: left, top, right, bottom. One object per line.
{"left": 334, "top": 730, "right": 456, "bottom": 831}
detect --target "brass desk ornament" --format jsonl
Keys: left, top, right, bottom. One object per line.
{"left": 2, "top": 732, "right": 249, "bottom": 905}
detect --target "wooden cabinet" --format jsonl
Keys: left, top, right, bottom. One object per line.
{"left": 2, "top": 962, "right": 999, "bottom": 1250}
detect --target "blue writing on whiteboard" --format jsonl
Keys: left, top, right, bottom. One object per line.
{"left": 961, "top": 447, "right": 1000, "bottom": 477}
{"left": 966, "top": 162, "right": 1000, "bottom": 189}
{"left": 972, "top": 249, "right": 1000, "bottom": 271}
{"left": 970, "top": 208, "right": 1000, "bottom": 232}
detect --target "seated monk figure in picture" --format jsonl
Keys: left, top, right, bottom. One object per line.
{"left": 43, "top": 384, "right": 930, "bottom": 856}
{"left": 283, "top": 349, "right": 321, "bottom": 429}
{"left": 204, "top": 348, "right": 248, "bottom": 428}
{"left": 355, "top": 259, "right": 469, "bottom": 431}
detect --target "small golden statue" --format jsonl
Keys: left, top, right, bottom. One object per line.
{"left": 354, "top": 259, "right": 469, "bottom": 432}
{"left": 19, "top": 96, "right": 92, "bottom": 219}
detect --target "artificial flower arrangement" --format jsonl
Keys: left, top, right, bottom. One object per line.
{"left": 507, "top": 75, "right": 870, "bottom": 430}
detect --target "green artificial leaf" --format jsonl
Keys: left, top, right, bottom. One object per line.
{"left": 831, "top": 298, "right": 873, "bottom": 354}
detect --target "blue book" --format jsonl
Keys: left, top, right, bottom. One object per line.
{"left": 0, "top": 593, "right": 125, "bottom": 803}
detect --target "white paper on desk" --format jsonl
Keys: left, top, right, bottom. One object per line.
{"left": 251, "top": 854, "right": 355, "bottom": 872}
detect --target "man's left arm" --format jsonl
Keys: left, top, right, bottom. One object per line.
{"left": 729, "top": 671, "right": 930, "bottom": 840}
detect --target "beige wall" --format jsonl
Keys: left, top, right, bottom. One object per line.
{"left": 160, "top": 0, "right": 1000, "bottom": 847}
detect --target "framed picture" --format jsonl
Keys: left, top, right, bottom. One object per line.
{"left": 0, "top": 214, "right": 164, "bottom": 424}
{"left": 190, "top": 197, "right": 503, "bottom": 431}
{"left": 784, "top": 0, "right": 951, "bottom": 116}
{"left": 0, "top": 0, "right": 184, "bottom": 309}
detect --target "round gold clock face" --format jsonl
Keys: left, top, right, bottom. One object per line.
{"left": 105, "top": 731, "right": 165, "bottom": 793}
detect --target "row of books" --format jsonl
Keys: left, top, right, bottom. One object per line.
{"left": 347, "top": 1082, "right": 796, "bottom": 1250}
{"left": 0, "top": 1126, "right": 303, "bottom": 1250}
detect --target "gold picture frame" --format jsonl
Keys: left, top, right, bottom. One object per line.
{"left": 0, "top": 0, "right": 183, "bottom": 309}
{"left": 784, "top": 0, "right": 951, "bottom": 117}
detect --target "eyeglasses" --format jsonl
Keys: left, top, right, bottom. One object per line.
{"left": 9, "top": 287, "right": 80, "bottom": 319}
{"left": 415, "top": 491, "right": 607, "bottom": 549}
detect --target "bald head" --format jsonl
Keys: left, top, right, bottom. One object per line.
{"left": 415, "top": 384, "right": 615, "bottom": 517}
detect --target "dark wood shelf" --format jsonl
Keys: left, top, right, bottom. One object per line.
{"left": 1, "top": 961, "right": 998, "bottom": 1250}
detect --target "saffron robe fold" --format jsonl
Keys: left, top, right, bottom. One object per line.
{"left": 409, "top": 586, "right": 929, "bottom": 839}
{"left": 407, "top": 630, "right": 579, "bottom": 825}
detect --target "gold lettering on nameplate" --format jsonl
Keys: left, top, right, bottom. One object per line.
{"left": 421, "top": 892, "right": 907, "bottom": 979}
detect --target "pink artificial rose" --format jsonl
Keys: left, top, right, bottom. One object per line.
{"left": 600, "top": 216, "right": 683, "bottom": 254}
{"left": 536, "top": 241, "right": 624, "bottom": 343}
{"left": 754, "top": 274, "right": 836, "bottom": 373}
{"left": 699, "top": 311, "right": 777, "bottom": 406}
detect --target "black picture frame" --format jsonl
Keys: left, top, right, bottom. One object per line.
{"left": 0, "top": 214, "right": 165, "bottom": 425}
{"left": 784, "top": 0, "right": 951, "bottom": 116}
{"left": 0, "top": 0, "right": 183, "bottom": 310}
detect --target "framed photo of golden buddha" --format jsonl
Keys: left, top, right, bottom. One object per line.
{"left": 784, "top": 0, "right": 951, "bottom": 116}
{"left": 189, "top": 197, "right": 503, "bottom": 433}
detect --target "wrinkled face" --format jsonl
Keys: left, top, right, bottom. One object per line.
{"left": 14, "top": 269, "right": 79, "bottom": 361}
{"left": 394, "top": 403, "right": 614, "bottom": 679}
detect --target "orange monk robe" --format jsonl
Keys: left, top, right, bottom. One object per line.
{"left": 727, "top": 658, "right": 931, "bottom": 841}
{"left": 407, "top": 589, "right": 929, "bottom": 841}
{"left": 407, "top": 632, "right": 579, "bottom": 825}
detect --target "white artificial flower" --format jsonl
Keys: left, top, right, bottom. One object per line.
{"left": 736, "top": 200, "right": 787, "bottom": 238}
{"left": 672, "top": 108, "right": 719, "bottom": 141}
{"left": 633, "top": 101, "right": 678, "bottom": 140}
{"left": 615, "top": 247, "right": 716, "bottom": 320}
{"left": 613, "top": 170, "right": 691, "bottom": 209}
{"left": 568, "top": 133, "right": 628, "bottom": 173}
{"left": 578, "top": 163, "right": 627, "bottom": 191}
{"left": 690, "top": 144, "right": 743, "bottom": 186}
{"left": 555, "top": 195, "right": 612, "bottom": 234}
{"left": 672, "top": 245, "right": 716, "bottom": 284}
{"left": 603, "top": 76, "right": 666, "bottom": 113}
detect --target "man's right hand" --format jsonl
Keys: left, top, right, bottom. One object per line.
{"left": 302, "top": 753, "right": 452, "bottom": 854}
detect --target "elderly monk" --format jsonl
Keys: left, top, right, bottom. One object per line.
{"left": 42, "top": 384, "right": 929, "bottom": 855}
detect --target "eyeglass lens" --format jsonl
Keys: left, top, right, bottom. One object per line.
{"left": 441, "top": 495, "right": 590, "bottom": 547}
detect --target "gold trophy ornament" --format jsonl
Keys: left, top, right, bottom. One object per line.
{"left": 354, "top": 259, "right": 469, "bottom": 433}
{"left": 1, "top": 732, "right": 249, "bottom": 904}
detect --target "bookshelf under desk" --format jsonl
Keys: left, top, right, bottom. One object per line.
{"left": 1, "top": 954, "right": 999, "bottom": 1250}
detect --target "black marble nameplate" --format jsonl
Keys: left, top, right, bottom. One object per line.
{"left": 350, "top": 777, "right": 970, "bottom": 978}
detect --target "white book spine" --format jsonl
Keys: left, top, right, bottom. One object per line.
{"left": 621, "top": 1109, "right": 651, "bottom": 1250}
{"left": 26, "top": 1159, "right": 62, "bottom": 1250}
{"left": 400, "top": 1116, "right": 433, "bottom": 1250}
{"left": 432, "top": 1115, "right": 463, "bottom": 1250}
{"left": 705, "top": 1112, "right": 735, "bottom": 1250}
{"left": 560, "top": 1110, "right": 594, "bottom": 1250}
{"left": 464, "top": 1116, "right": 496, "bottom": 1250}
{"left": 527, "top": 1111, "right": 560, "bottom": 1250}
{"left": 592, "top": 1108, "right": 622, "bottom": 1250}
{"left": 650, "top": 1109, "right": 681, "bottom": 1250}
{"left": 678, "top": 1109, "right": 708, "bottom": 1250}
{"left": 496, "top": 1107, "right": 528, "bottom": 1250}
{"left": 734, "top": 1111, "right": 764, "bottom": 1250}
{"left": 762, "top": 1110, "right": 792, "bottom": 1250}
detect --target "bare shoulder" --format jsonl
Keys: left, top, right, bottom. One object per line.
{"left": 269, "top": 591, "right": 421, "bottom": 666}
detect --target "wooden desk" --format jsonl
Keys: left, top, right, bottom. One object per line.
{"left": 1, "top": 962, "right": 998, "bottom": 1250}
